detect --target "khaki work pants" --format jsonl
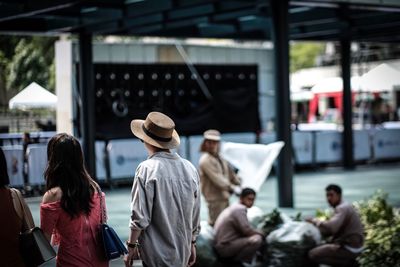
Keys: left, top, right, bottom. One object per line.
{"left": 215, "top": 234, "right": 263, "bottom": 263}
{"left": 309, "top": 243, "right": 360, "bottom": 267}
{"left": 207, "top": 200, "right": 229, "bottom": 226}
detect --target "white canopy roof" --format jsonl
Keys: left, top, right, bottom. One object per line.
{"left": 360, "top": 63, "right": 400, "bottom": 92}
{"left": 9, "top": 82, "right": 57, "bottom": 110}
{"left": 311, "top": 76, "right": 362, "bottom": 94}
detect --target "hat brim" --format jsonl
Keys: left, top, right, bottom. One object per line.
{"left": 130, "top": 119, "right": 180, "bottom": 149}
{"left": 204, "top": 135, "right": 221, "bottom": 141}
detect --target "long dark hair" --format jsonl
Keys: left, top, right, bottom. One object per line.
{"left": 0, "top": 147, "right": 10, "bottom": 187}
{"left": 45, "top": 133, "right": 94, "bottom": 218}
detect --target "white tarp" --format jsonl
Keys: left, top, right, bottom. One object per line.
{"left": 9, "top": 82, "right": 57, "bottom": 110}
{"left": 220, "top": 141, "right": 284, "bottom": 192}
{"left": 360, "top": 63, "right": 400, "bottom": 92}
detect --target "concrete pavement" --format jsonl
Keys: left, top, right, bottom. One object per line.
{"left": 27, "top": 162, "right": 400, "bottom": 266}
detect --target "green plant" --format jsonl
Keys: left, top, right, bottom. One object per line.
{"left": 315, "top": 208, "right": 332, "bottom": 221}
{"left": 355, "top": 191, "right": 400, "bottom": 267}
{"left": 257, "top": 208, "right": 283, "bottom": 236}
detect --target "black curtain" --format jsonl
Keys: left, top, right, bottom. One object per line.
{"left": 93, "top": 63, "right": 260, "bottom": 139}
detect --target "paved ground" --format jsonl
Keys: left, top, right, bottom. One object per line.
{"left": 27, "top": 162, "right": 400, "bottom": 267}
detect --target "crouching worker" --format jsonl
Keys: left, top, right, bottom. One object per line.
{"left": 306, "top": 184, "right": 364, "bottom": 267}
{"left": 213, "top": 188, "right": 264, "bottom": 266}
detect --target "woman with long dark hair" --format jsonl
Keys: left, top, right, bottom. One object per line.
{"left": 0, "top": 147, "right": 27, "bottom": 266}
{"left": 40, "top": 133, "right": 108, "bottom": 267}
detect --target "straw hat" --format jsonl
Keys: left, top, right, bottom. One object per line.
{"left": 203, "top": 129, "right": 221, "bottom": 141}
{"left": 131, "top": 112, "right": 180, "bottom": 149}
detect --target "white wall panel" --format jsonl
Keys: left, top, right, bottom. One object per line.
{"left": 226, "top": 48, "right": 241, "bottom": 63}
{"left": 354, "top": 130, "right": 371, "bottom": 161}
{"left": 209, "top": 47, "right": 225, "bottom": 63}
{"left": 292, "top": 131, "right": 313, "bottom": 164}
{"left": 127, "top": 45, "right": 144, "bottom": 62}
{"left": 143, "top": 46, "right": 157, "bottom": 63}
{"left": 315, "top": 131, "right": 342, "bottom": 163}
{"left": 110, "top": 44, "right": 128, "bottom": 63}
{"left": 93, "top": 43, "right": 110, "bottom": 62}
{"left": 95, "top": 141, "right": 106, "bottom": 181}
{"left": 108, "top": 139, "right": 148, "bottom": 180}
{"left": 27, "top": 144, "right": 47, "bottom": 185}
{"left": 187, "top": 47, "right": 200, "bottom": 63}
{"left": 373, "top": 129, "right": 400, "bottom": 159}
{"left": 2, "top": 146, "right": 24, "bottom": 187}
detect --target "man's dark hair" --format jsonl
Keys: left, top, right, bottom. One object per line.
{"left": 240, "top": 187, "right": 256, "bottom": 198}
{"left": 325, "top": 184, "right": 342, "bottom": 195}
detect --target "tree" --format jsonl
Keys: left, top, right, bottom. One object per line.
{"left": 0, "top": 36, "right": 56, "bottom": 108}
{"left": 290, "top": 42, "right": 325, "bottom": 73}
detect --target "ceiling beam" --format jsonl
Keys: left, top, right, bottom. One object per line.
{"left": 0, "top": 1, "right": 78, "bottom": 23}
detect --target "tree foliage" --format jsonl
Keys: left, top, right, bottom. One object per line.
{"left": 0, "top": 36, "right": 56, "bottom": 107}
{"left": 355, "top": 191, "right": 400, "bottom": 267}
{"left": 290, "top": 42, "right": 325, "bottom": 73}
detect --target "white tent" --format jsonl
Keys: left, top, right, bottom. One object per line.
{"left": 9, "top": 82, "right": 57, "bottom": 110}
{"left": 360, "top": 63, "right": 400, "bottom": 92}
{"left": 311, "top": 76, "right": 362, "bottom": 94}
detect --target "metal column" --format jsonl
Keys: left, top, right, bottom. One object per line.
{"left": 78, "top": 32, "right": 96, "bottom": 178}
{"left": 340, "top": 38, "right": 355, "bottom": 169}
{"left": 271, "top": 0, "right": 293, "bottom": 207}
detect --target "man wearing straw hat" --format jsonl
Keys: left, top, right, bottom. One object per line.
{"left": 199, "top": 129, "right": 241, "bottom": 226}
{"left": 124, "top": 112, "right": 201, "bottom": 267}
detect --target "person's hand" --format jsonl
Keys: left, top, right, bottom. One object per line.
{"left": 305, "top": 217, "right": 314, "bottom": 224}
{"left": 124, "top": 246, "right": 140, "bottom": 267}
{"left": 305, "top": 217, "right": 320, "bottom": 227}
{"left": 187, "top": 243, "right": 196, "bottom": 267}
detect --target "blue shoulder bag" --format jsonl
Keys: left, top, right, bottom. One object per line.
{"left": 98, "top": 188, "right": 128, "bottom": 260}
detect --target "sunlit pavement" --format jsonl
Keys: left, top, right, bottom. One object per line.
{"left": 27, "top": 162, "right": 400, "bottom": 267}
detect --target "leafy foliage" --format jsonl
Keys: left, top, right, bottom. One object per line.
{"left": 257, "top": 208, "right": 284, "bottom": 236}
{"left": 355, "top": 191, "right": 400, "bottom": 267}
{"left": 0, "top": 36, "right": 56, "bottom": 107}
{"left": 7, "top": 37, "right": 56, "bottom": 93}
{"left": 315, "top": 208, "right": 333, "bottom": 221}
{"left": 290, "top": 42, "right": 325, "bottom": 73}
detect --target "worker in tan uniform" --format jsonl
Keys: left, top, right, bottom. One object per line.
{"left": 307, "top": 184, "right": 364, "bottom": 267}
{"left": 199, "top": 129, "right": 241, "bottom": 226}
{"left": 213, "top": 188, "right": 264, "bottom": 266}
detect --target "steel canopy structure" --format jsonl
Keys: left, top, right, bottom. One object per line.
{"left": 1, "top": 0, "right": 399, "bottom": 207}
{"left": 0, "top": 0, "right": 400, "bottom": 41}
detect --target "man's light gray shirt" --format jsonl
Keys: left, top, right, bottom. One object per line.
{"left": 130, "top": 152, "right": 201, "bottom": 267}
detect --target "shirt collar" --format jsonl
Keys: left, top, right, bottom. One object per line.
{"left": 149, "top": 151, "right": 180, "bottom": 160}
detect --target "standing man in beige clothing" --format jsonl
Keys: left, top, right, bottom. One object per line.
{"left": 307, "top": 184, "right": 364, "bottom": 267}
{"left": 199, "top": 129, "right": 241, "bottom": 226}
{"left": 214, "top": 188, "right": 264, "bottom": 265}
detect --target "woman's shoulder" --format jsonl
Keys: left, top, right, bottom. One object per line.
{"left": 42, "top": 187, "right": 63, "bottom": 204}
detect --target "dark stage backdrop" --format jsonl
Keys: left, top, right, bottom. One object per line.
{"left": 88, "top": 63, "right": 260, "bottom": 139}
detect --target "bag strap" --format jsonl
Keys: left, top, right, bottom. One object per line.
{"left": 10, "top": 188, "right": 23, "bottom": 219}
{"left": 10, "top": 188, "right": 35, "bottom": 230}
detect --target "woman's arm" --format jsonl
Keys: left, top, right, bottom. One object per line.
{"left": 41, "top": 187, "right": 62, "bottom": 241}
